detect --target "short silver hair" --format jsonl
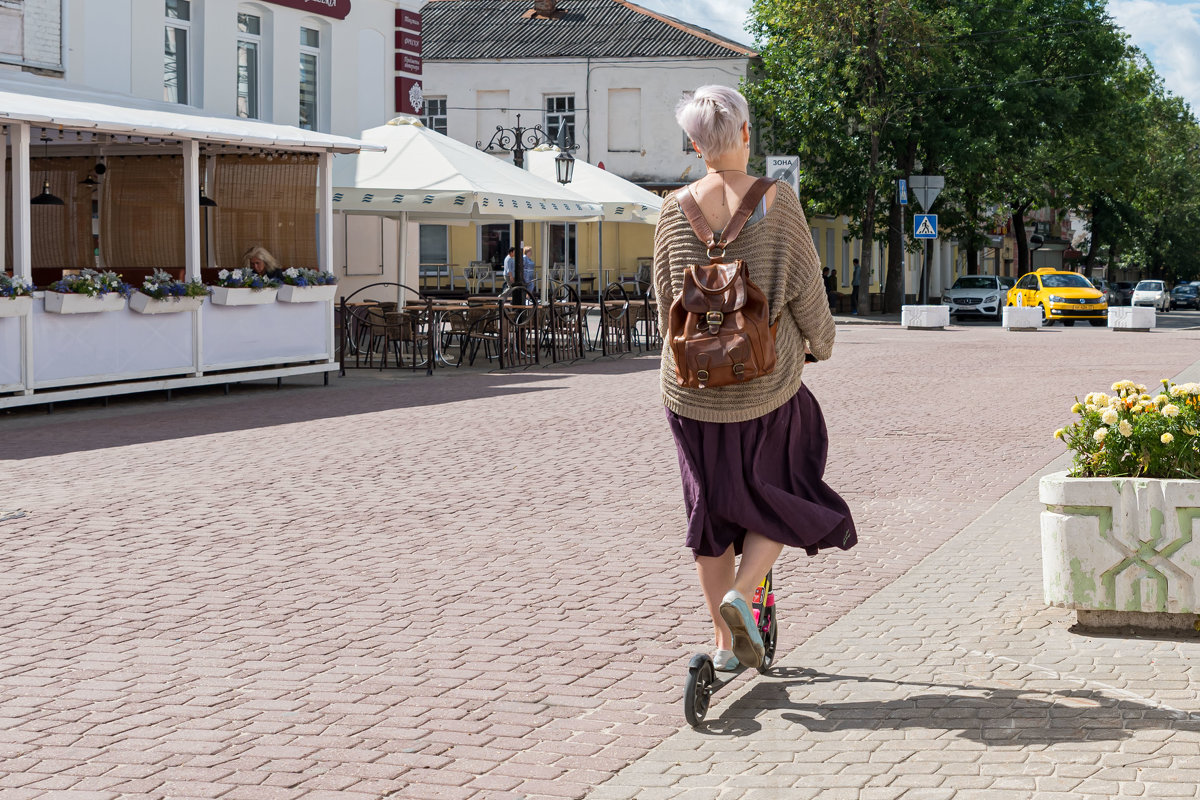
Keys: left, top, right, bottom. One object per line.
{"left": 675, "top": 85, "right": 749, "bottom": 160}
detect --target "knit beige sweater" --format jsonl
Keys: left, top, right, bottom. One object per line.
{"left": 654, "top": 184, "right": 836, "bottom": 423}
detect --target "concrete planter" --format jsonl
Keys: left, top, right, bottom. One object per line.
{"left": 129, "top": 293, "right": 204, "bottom": 315}
{"left": 1002, "top": 306, "right": 1042, "bottom": 331}
{"left": 210, "top": 286, "right": 278, "bottom": 306}
{"left": 901, "top": 305, "right": 950, "bottom": 330}
{"left": 44, "top": 292, "right": 126, "bottom": 314}
{"left": 277, "top": 284, "right": 337, "bottom": 303}
{"left": 1108, "top": 306, "right": 1156, "bottom": 332}
{"left": 1040, "top": 471, "right": 1200, "bottom": 627}
{"left": 0, "top": 296, "right": 33, "bottom": 317}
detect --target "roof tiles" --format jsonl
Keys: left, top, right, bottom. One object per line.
{"left": 421, "top": 0, "right": 756, "bottom": 60}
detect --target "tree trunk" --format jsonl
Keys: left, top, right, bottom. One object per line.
{"left": 966, "top": 248, "right": 979, "bottom": 275}
{"left": 1082, "top": 199, "right": 1100, "bottom": 278}
{"left": 885, "top": 197, "right": 904, "bottom": 311}
{"left": 1011, "top": 201, "right": 1033, "bottom": 275}
{"left": 857, "top": 128, "right": 882, "bottom": 315}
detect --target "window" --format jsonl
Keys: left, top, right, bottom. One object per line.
{"left": 236, "top": 12, "right": 261, "bottom": 118}
{"left": 544, "top": 94, "right": 574, "bottom": 144}
{"left": 607, "top": 89, "right": 640, "bottom": 152}
{"left": 550, "top": 223, "right": 577, "bottom": 268}
{"left": 681, "top": 90, "right": 694, "bottom": 152}
{"left": 299, "top": 26, "right": 320, "bottom": 130}
{"left": 164, "top": 0, "right": 191, "bottom": 104}
{"left": 419, "top": 225, "right": 449, "bottom": 265}
{"left": 825, "top": 229, "right": 835, "bottom": 283}
{"left": 422, "top": 97, "right": 447, "bottom": 135}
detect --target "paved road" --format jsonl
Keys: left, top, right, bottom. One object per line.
{"left": 3, "top": 323, "right": 1200, "bottom": 799}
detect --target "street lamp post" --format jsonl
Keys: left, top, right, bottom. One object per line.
{"left": 478, "top": 114, "right": 576, "bottom": 297}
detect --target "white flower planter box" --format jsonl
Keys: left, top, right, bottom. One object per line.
{"left": 1002, "top": 306, "right": 1042, "bottom": 331}
{"left": 901, "top": 304, "right": 950, "bottom": 330}
{"left": 1108, "top": 305, "right": 1155, "bottom": 332}
{"left": 43, "top": 292, "right": 126, "bottom": 314}
{"left": 0, "top": 296, "right": 33, "bottom": 317}
{"left": 210, "top": 286, "right": 278, "bottom": 306}
{"left": 1040, "top": 471, "right": 1200, "bottom": 627}
{"left": 277, "top": 284, "right": 337, "bottom": 303}
{"left": 129, "top": 293, "right": 205, "bottom": 315}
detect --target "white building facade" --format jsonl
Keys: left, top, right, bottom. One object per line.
{"left": 1, "top": 0, "right": 419, "bottom": 138}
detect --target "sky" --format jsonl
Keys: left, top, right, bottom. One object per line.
{"left": 634, "top": 0, "right": 1200, "bottom": 111}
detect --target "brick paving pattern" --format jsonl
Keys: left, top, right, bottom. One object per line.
{"left": 2, "top": 323, "right": 1200, "bottom": 798}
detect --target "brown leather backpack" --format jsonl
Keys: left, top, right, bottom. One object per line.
{"left": 668, "top": 177, "right": 777, "bottom": 389}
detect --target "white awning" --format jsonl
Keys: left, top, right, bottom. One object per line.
{"left": 0, "top": 80, "right": 380, "bottom": 152}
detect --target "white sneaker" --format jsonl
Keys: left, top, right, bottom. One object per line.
{"left": 713, "top": 649, "right": 740, "bottom": 672}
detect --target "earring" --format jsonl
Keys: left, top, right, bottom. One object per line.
{"left": 696, "top": 152, "right": 703, "bottom": 159}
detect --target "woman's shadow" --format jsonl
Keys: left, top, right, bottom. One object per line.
{"left": 696, "top": 666, "right": 1200, "bottom": 742}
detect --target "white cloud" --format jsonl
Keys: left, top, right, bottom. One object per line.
{"left": 1109, "top": 0, "right": 1200, "bottom": 109}
{"left": 632, "top": 0, "right": 756, "bottom": 47}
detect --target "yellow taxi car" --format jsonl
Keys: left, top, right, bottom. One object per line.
{"left": 1006, "top": 268, "right": 1108, "bottom": 326}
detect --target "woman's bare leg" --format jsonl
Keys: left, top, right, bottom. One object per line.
{"left": 731, "top": 532, "right": 784, "bottom": 601}
{"left": 696, "top": 547, "right": 736, "bottom": 649}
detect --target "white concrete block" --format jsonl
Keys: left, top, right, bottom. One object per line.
{"left": 1002, "top": 306, "right": 1042, "bottom": 331}
{"left": 1108, "top": 305, "right": 1156, "bottom": 331}
{"left": 901, "top": 305, "right": 950, "bottom": 329}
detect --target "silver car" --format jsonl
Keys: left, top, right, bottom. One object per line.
{"left": 1132, "top": 280, "right": 1170, "bottom": 312}
{"left": 942, "top": 275, "right": 1015, "bottom": 321}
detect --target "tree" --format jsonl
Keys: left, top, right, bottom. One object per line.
{"left": 745, "top": 0, "right": 954, "bottom": 313}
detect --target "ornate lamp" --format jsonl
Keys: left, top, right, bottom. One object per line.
{"left": 30, "top": 136, "right": 64, "bottom": 206}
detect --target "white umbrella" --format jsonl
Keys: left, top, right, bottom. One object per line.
{"left": 525, "top": 147, "right": 662, "bottom": 224}
{"left": 525, "top": 147, "right": 662, "bottom": 297}
{"left": 332, "top": 116, "right": 600, "bottom": 220}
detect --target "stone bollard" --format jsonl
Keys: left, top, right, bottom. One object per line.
{"left": 1002, "top": 306, "right": 1042, "bottom": 331}
{"left": 1108, "top": 306, "right": 1156, "bottom": 332}
{"left": 901, "top": 305, "right": 950, "bottom": 330}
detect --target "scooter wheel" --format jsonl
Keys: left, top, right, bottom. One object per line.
{"left": 758, "top": 611, "right": 778, "bottom": 674}
{"left": 683, "top": 653, "right": 715, "bottom": 727}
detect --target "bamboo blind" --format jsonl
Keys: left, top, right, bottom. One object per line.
{"left": 4, "top": 157, "right": 95, "bottom": 270}
{"left": 100, "top": 155, "right": 185, "bottom": 269}
{"left": 212, "top": 153, "right": 318, "bottom": 269}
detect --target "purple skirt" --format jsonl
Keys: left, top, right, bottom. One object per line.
{"left": 666, "top": 385, "right": 857, "bottom": 559}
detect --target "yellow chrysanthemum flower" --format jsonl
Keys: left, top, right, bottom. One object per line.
{"left": 1102, "top": 409, "right": 1119, "bottom": 425}
{"left": 1162, "top": 433, "right": 1175, "bottom": 444}
{"left": 1071, "top": 402, "right": 1083, "bottom": 414}
{"left": 1119, "top": 420, "right": 1133, "bottom": 437}
{"left": 1094, "top": 427, "right": 1108, "bottom": 443}
{"left": 1054, "top": 429, "right": 1065, "bottom": 440}
{"left": 1163, "top": 404, "right": 1181, "bottom": 418}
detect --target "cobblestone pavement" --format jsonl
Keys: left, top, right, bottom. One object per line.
{"left": 3, "top": 324, "right": 1200, "bottom": 799}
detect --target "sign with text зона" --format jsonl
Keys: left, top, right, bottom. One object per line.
{"left": 262, "top": 0, "right": 351, "bottom": 20}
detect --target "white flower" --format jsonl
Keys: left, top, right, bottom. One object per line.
{"left": 218, "top": 269, "right": 230, "bottom": 280}
{"left": 1101, "top": 409, "right": 1119, "bottom": 426}
{"left": 284, "top": 267, "right": 299, "bottom": 278}
{"left": 1118, "top": 420, "right": 1132, "bottom": 437}
{"left": 1094, "top": 427, "right": 1108, "bottom": 443}
{"left": 1163, "top": 404, "right": 1181, "bottom": 418}
{"left": 1162, "top": 433, "right": 1175, "bottom": 444}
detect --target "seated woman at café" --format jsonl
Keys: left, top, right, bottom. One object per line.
{"left": 242, "top": 246, "right": 284, "bottom": 279}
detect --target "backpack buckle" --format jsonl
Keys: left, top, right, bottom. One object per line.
{"left": 705, "top": 311, "right": 724, "bottom": 333}
{"left": 696, "top": 369, "right": 709, "bottom": 383}
{"left": 733, "top": 363, "right": 745, "bottom": 377}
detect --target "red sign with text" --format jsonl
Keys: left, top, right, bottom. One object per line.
{"left": 396, "top": 9, "right": 421, "bottom": 32}
{"left": 396, "top": 77, "right": 424, "bottom": 115}
{"left": 395, "top": 53, "right": 422, "bottom": 74}
{"left": 262, "top": 0, "right": 350, "bottom": 20}
{"left": 396, "top": 30, "right": 422, "bottom": 54}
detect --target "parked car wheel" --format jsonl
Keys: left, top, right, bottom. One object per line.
{"left": 1062, "top": 319, "right": 1076, "bottom": 327}
{"left": 1042, "top": 304, "right": 1054, "bottom": 326}
{"left": 1090, "top": 319, "right": 1106, "bottom": 327}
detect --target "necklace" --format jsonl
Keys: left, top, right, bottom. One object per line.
{"left": 705, "top": 169, "right": 747, "bottom": 209}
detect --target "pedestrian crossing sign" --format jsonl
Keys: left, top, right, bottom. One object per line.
{"left": 914, "top": 214, "right": 938, "bottom": 239}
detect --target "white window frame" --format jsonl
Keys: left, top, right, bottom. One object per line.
{"left": 544, "top": 94, "right": 575, "bottom": 144}
{"left": 299, "top": 25, "right": 321, "bottom": 130}
{"left": 236, "top": 11, "right": 262, "bottom": 119}
{"left": 550, "top": 222, "right": 577, "bottom": 269}
{"left": 164, "top": 0, "right": 192, "bottom": 105}
{"left": 422, "top": 97, "right": 448, "bottom": 135}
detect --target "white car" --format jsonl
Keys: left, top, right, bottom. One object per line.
{"left": 941, "top": 275, "right": 1015, "bottom": 321}
{"left": 1131, "top": 280, "right": 1170, "bottom": 312}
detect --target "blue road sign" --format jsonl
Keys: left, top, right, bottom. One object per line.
{"left": 898, "top": 178, "right": 908, "bottom": 205}
{"left": 914, "top": 214, "right": 938, "bottom": 239}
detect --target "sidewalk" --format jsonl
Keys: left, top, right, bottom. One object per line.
{"left": 590, "top": 364, "right": 1200, "bottom": 800}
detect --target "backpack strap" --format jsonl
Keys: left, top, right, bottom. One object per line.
{"left": 675, "top": 177, "right": 776, "bottom": 253}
